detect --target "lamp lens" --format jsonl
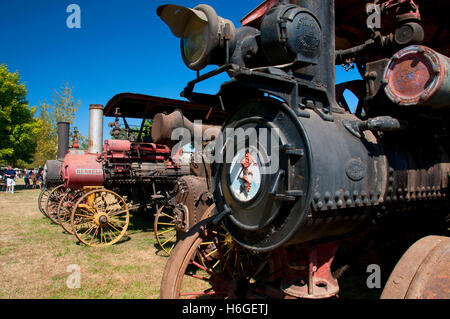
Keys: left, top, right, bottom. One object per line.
{"left": 182, "top": 20, "right": 208, "bottom": 65}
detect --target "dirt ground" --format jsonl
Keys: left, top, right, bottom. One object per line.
{"left": 0, "top": 182, "right": 167, "bottom": 299}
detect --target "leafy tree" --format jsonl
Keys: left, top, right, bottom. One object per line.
{"left": 31, "top": 82, "right": 81, "bottom": 166}
{"left": 0, "top": 64, "right": 40, "bottom": 166}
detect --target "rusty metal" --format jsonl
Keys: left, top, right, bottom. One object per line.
{"left": 383, "top": 45, "right": 450, "bottom": 108}
{"left": 174, "top": 175, "right": 214, "bottom": 230}
{"left": 381, "top": 236, "right": 450, "bottom": 299}
{"left": 279, "top": 243, "right": 340, "bottom": 299}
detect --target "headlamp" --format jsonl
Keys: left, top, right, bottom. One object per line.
{"left": 157, "top": 4, "right": 236, "bottom": 71}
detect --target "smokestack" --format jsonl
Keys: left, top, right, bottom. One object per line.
{"left": 295, "top": 0, "right": 336, "bottom": 106}
{"left": 88, "top": 104, "right": 104, "bottom": 154}
{"left": 57, "top": 122, "right": 70, "bottom": 160}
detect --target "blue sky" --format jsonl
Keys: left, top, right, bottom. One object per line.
{"left": 0, "top": 0, "right": 361, "bottom": 140}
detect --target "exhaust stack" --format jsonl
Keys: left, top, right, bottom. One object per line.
{"left": 57, "top": 122, "right": 70, "bottom": 160}
{"left": 88, "top": 104, "right": 104, "bottom": 154}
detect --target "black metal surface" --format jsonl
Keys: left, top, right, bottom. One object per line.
{"left": 57, "top": 122, "right": 70, "bottom": 161}
{"left": 43, "top": 159, "right": 63, "bottom": 188}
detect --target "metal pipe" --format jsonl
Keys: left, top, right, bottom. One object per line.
{"left": 152, "top": 110, "right": 221, "bottom": 147}
{"left": 295, "top": 0, "right": 336, "bottom": 106}
{"left": 57, "top": 122, "right": 70, "bottom": 160}
{"left": 88, "top": 104, "right": 104, "bottom": 154}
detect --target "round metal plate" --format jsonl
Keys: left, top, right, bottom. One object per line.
{"left": 384, "top": 45, "right": 444, "bottom": 106}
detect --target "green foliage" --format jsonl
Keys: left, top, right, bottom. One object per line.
{"left": 0, "top": 64, "right": 40, "bottom": 166}
{"left": 31, "top": 82, "right": 81, "bottom": 166}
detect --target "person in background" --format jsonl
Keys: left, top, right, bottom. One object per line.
{"left": 5, "top": 165, "right": 16, "bottom": 193}
{"left": 38, "top": 169, "right": 44, "bottom": 189}
{"left": 24, "top": 170, "right": 30, "bottom": 188}
{"left": 31, "top": 171, "right": 37, "bottom": 189}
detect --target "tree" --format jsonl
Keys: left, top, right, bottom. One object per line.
{"left": 0, "top": 64, "right": 40, "bottom": 167}
{"left": 31, "top": 82, "right": 82, "bottom": 166}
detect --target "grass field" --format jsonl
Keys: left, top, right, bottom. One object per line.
{"left": 0, "top": 181, "right": 167, "bottom": 299}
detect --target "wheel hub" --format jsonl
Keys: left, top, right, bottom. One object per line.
{"left": 95, "top": 213, "right": 109, "bottom": 226}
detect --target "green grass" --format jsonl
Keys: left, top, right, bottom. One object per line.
{"left": 0, "top": 187, "right": 168, "bottom": 299}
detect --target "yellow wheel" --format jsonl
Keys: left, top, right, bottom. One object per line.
{"left": 154, "top": 204, "right": 179, "bottom": 256}
{"left": 71, "top": 189, "right": 129, "bottom": 247}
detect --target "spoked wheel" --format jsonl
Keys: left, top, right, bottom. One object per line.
{"left": 154, "top": 203, "right": 179, "bottom": 256}
{"left": 38, "top": 187, "right": 53, "bottom": 218}
{"left": 57, "top": 189, "right": 85, "bottom": 234}
{"left": 160, "top": 206, "right": 269, "bottom": 299}
{"left": 71, "top": 189, "right": 129, "bottom": 247}
{"left": 45, "top": 185, "right": 67, "bottom": 224}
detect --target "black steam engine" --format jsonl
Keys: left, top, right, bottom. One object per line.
{"left": 157, "top": 0, "right": 449, "bottom": 299}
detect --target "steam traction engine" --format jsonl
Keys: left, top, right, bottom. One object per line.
{"left": 157, "top": 0, "right": 450, "bottom": 298}
{"left": 59, "top": 94, "right": 224, "bottom": 248}
{"left": 39, "top": 122, "right": 85, "bottom": 223}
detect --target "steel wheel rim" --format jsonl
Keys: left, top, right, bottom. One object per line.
{"left": 57, "top": 189, "right": 84, "bottom": 234}
{"left": 45, "top": 185, "right": 67, "bottom": 224}
{"left": 38, "top": 187, "right": 52, "bottom": 218}
{"left": 161, "top": 206, "right": 268, "bottom": 299}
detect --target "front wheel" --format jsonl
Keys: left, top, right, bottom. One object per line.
{"left": 71, "top": 189, "right": 130, "bottom": 247}
{"left": 160, "top": 207, "right": 269, "bottom": 299}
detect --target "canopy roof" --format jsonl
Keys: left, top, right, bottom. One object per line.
{"left": 104, "top": 93, "right": 227, "bottom": 125}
